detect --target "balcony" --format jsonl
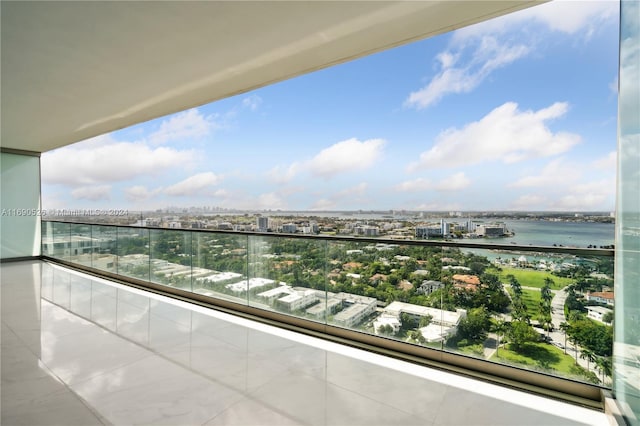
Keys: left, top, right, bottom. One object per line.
{"left": 33, "top": 220, "right": 619, "bottom": 407}
{"left": 1, "top": 257, "right": 612, "bottom": 425}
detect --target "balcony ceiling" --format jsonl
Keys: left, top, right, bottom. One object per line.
{"left": 1, "top": 1, "right": 540, "bottom": 153}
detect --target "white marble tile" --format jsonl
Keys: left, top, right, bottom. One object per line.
{"left": 68, "top": 274, "right": 93, "bottom": 319}
{"left": 90, "top": 283, "right": 117, "bottom": 331}
{"left": 148, "top": 307, "right": 192, "bottom": 365}
{"left": 191, "top": 310, "right": 249, "bottom": 349}
{"left": 326, "top": 351, "right": 446, "bottom": 421}
{"left": 51, "top": 268, "right": 71, "bottom": 308}
{"left": 71, "top": 354, "right": 245, "bottom": 425}
{"left": 203, "top": 396, "right": 304, "bottom": 426}
{"left": 115, "top": 289, "right": 150, "bottom": 344}
{"left": 40, "top": 301, "right": 151, "bottom": 385}
{"left": 247, "top": 372, "right": 328, "bottom": 425}
{"left": 190, "top": 330, "right": 249, "bottom": 391}
{"left": 1, "top": 385, "right": 104, "bottom": 426}
{"left": 325, "top": 383, "right": 429, "bottom": 426}
{"left": 433, "top": 385, "right": 603, "bottom": 426}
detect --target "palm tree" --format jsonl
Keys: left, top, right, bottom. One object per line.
{"left": 595, "top": 356, "right": 612, "bottom": 384}
{"left": 494, "top": 317, "right": 507, "bottom": 356}
{"left": 559, "top": 322, "right": 569, "bottom": 355}
{"left": 580, "top": 348, "right": 596, "bottom": 372}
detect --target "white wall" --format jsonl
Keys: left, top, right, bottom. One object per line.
{"left": 1, "top": 152, "right": 41, "bottom": 259}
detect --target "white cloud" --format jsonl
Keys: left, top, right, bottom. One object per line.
{"left": 310, "top": 199, "right": 337, "bottom": 211}
{"left": 510, "top": 158, "right": 581, "bottom": 188}
{"left": 124, "top": 185, "right": 158, "bottom": 202}
{"left": 513, "top": 0, "right": 618, "bottom": 36}
{"left": 408, "top": 102, "right": 580, "bottom": 171}
{"left": 336, "top": 183, "right": 368, "bottom": 198}
{"left": 437, "top": 172, "right": 470, "bottom": 191}
{"left": 551, "top": 179, "right": 615, "bottom": 211}
{"left": 510, "top": 194, "right": 548, "bottom": 210}
{"left": 395, "top": 178, "right": 432, "bottom": 192}
{"left": 593, "top": 151, "right": 617, "bottom": 171}
{"left": 396, "top": 172, "right": 470, "bottom": 192}
{"left": 71, "top": 185, "right": 111, "bottom": 201}
{"left": 269, "top": 138, "right": 385, "bottom": 183}
{"left": 242, "top": 95, "right": 263, "bottom": 111}
{"left": 148, "top": 108, "right": 218, "bottom": 145}
{"left": 405, "top": 36, "right": 529, "bottom": 109}
{"left": 256, "top": 192, "right": 287, "bottom": 210}
{"left": 42, "top": 142, "right": 195, "bottom": 186}
{"left": 414, "top": 202, "right": 462, "bottom": 211}
{"left": 407, "top": 1, "right": 617, "bottom": 109}
{"left": 308, "top": 138, "right": 386, "bottom": 178}
{"left": 268, "top": 163, "right": 301, "bottom": 184}
{"left": 164, "top": 172, "right": 223, "bottom": 197}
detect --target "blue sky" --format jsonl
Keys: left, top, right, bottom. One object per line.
{"left": 42, "top": 1, "right": 620, "bottom": 212}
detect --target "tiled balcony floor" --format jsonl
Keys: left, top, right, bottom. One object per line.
{"left": 1, "top": 260, "right": 610, "bottom": 425}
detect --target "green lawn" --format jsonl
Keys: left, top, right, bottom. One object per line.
{"left": 518, "top": 288, "right": 542, "bottom": 316}
{"left": 491, "top": 342, "right": 596, "bottom": 382}
{"left": 500, "top": 268, "right": 573, "bottom": 289}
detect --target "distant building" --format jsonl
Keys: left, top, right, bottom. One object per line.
{"left": 586, "top": 306, "right": 613, "bottom": 323}
{"left": 306, "top": 297, "right": 342, "bottom": 319}
{"left": 332, "top": 293, "right": 377, "bottom": 328}
{"left": 373, "top": 314, "right": 401, "bottom": 335}
{"left": 415, "top": 225, "right": 442, "bottom": 239}
{"left": 257, "top": 216, "right": 269, "bottom": 231}
{"left": 382, "top": 301, "right": 467, "bottom": 342}
{"left": 354, "top": 225, "right": 379, "bottom": 237}
{"left": 277, "top": 289, "right": 318, "bottom": 312}
{"left": 226, "top": 277, "right": 279, "bottom": 293}
{"left": 587, "top": 291, "right": 615, "bottom": 306}
{"left": 417, "top": 280, "right": 444, "bottom": 295}
{"left": 282, "top": 223, "right": 297, "bottom": 233}
{"left": 452, "top": 274, "right": 481, "bottom": 291}
{"left": 475, "top": 223, "right": 506, "bottom": 237}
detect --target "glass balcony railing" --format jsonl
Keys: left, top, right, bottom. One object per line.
{"left": 41, "top": 220, "right": 614, "bottom": 395}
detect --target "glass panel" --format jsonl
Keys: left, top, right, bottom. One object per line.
{"left": 248, "top": 235, "right": 327, "bottom": 323}
{"left": 440, "top": 246, "right": 613, "bottom": 386}
{"left": 91, "top": 225, "right": 117, "bottom": 274}
{"left": 117, "top": 226, "right": 150, "bottom": 282}
{"left": 69, "top": 223, "right": 92, "bottom": 267}
{"left": 0, "top": 152, "right": 40, "bottom": 258}
{"left": 150, "top": 229, "right": 192, "bottom": 291}
{"left": 614, "top": 0, "right": 640, "bottom": 420}
{"left": 192, "top": 232, "right": 248, "bottom": 305}
{"left": 50, "top": 221, "right": 71, "bottom": 261}
{"left": 41, "top": 221, "right": 53, "bottom": 257}
{"left": 325, "top": 240, "right": 445, "bottom": 348}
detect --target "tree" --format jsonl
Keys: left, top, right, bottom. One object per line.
{"left": 559, "top": 322, "right": 570, "bottom": 354}
{"left": 400, "top": 313, "right": 416, "bottom": 330}
{"left": 508, "top": 275, "right": 522, "bottom": 297}
{"left": 493, "top": 318, "right": 508, "bottom": 356}
{"left": 506, "top": 320, "right": 540, "bottom": 352}
{"left": 580, "top": 348, "right": 596, "bottom": 372}
{"left": 457, "top": 307, "right": 491, "bottom": 343}
{"left": 419, "top": 314, "right": 433, "bottom": 328}
{"left": 538, "top": 278, "right": 554, "bottom": 337}
{"left": 595, "top": 356, "right": 612, "bottom": 384}
{"left": 602, "top": 311, "right": 614, "bottom": 324}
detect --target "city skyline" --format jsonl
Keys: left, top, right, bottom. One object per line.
{"left": 41, "top": 1, "right": 619, "bottom": 213}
